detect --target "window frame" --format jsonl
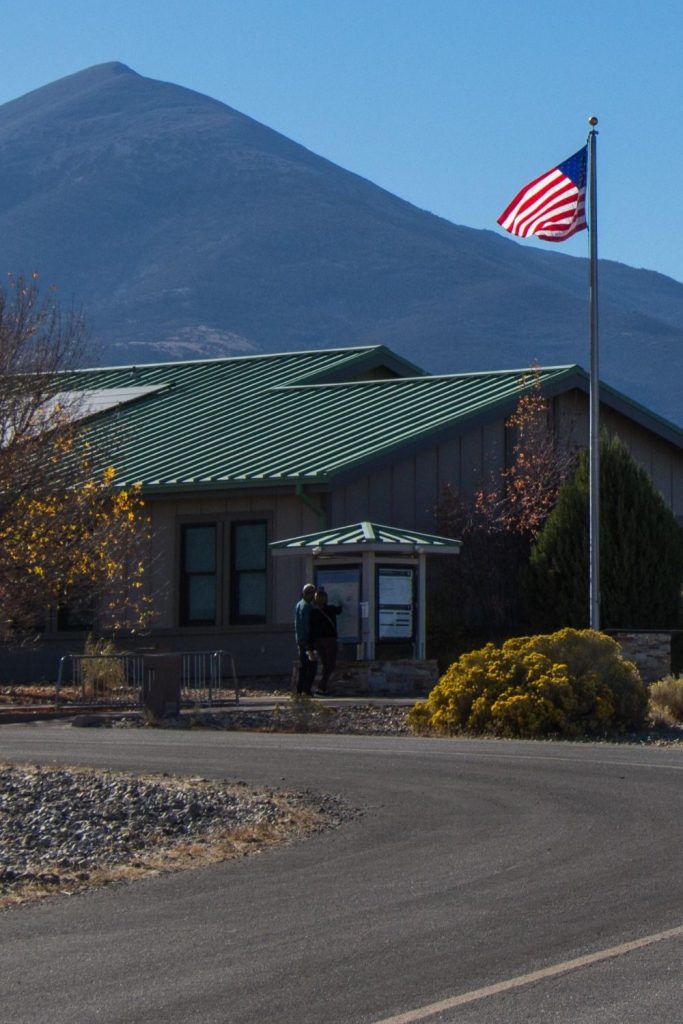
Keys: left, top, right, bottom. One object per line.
{"left": 179, "top": 521, "right": 220, "bottom": 627}
{"left": 230, "top": 519, "right": 268, "bottom": 625}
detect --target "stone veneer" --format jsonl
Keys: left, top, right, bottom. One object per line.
{"left": 610, "top": 631, "right": 671, "bottom": 684}
{"left": 293, "top": 659, "right": 439, "bottom": 697}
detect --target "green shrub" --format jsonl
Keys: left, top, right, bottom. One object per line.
{"left": 409, "top": 628, "right": 648, "bottom": 738}
{"left": 648, "top": 675, "right": 683, "bottom": 727}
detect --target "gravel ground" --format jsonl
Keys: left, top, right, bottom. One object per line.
{"left": 104, "top": 702, "right": 416, "bottom": 736}
{"left": 0, "top": 762, "right": 357, "bottom": 907}
{"left": 76, "top": 702, "right": 683, "bottom": 743}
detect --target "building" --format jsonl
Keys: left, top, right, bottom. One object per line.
{"left": 4, "top": 344, "right": 683, "bottom": 682}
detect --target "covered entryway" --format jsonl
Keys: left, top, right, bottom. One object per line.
{"left": 270, "top": 521, "right": 461, "bottom": 665}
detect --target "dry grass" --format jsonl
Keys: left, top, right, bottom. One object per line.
{"left": 648, "top": 675, "right": 683, "bottom": 728}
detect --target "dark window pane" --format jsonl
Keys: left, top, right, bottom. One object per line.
{"left": 233, "top": 522, "right": 267, "bottom": 570}
{"left": 231, "top": 520, "right": 267, "bottom": 624}
{"left": 237, "top": 573, "right": 267, "bottom": 618}
{"left": 180, "top": 523, "right": 218, "bottom": 626}
{"left": 188, "top": 576, "right": 216, "bottom": 623}
{"left": 184, "top": 525, "right": 216, "bottom": 572}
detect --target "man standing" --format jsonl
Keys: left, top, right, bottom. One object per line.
{"left": 310, "top": 588, "right": 342, "bottom": 695}
{"left": 294, "top": 583, "right": 317, "bottom": 695}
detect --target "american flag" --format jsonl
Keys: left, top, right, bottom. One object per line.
{"left": 497, "top": 147, "right": 587, "bottom": 242}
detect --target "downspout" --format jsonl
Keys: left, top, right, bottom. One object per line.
{"left": 295, "top": 482, "right": 327, "bottom": 529}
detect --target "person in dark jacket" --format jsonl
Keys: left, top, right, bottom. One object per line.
{"left": 309, "top": 588, "right": 342, "bottom": 694}
{"left": 294, "top": 583, "right": 317, "bottom": 695}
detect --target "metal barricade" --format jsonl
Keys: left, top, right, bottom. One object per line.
{"left": 179, "top": 650, "right": 240, "bottom": 705}
{"left": 56, "top": 652, "right": 144, "bottom": 707}
{"left": 55, "top": 649, "right": 239, "bottom": 709}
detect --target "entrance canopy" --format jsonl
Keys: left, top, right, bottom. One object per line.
{"left": 270, "top": 520, "right": 462, "bottom": 556}
{"left": 271, "top": 522, "right": 461, "bottom": 659}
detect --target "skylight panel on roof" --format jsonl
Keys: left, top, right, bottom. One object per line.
{"left": 50, "top": 385, "right": 167, "bottom": 420}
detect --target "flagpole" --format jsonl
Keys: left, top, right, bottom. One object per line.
{"left": 588, "top": 116, "right": 600, "bottom": 630}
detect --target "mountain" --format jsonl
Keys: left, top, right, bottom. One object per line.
{"left": 0, "top": 62, "right": 682, "bottom": 426}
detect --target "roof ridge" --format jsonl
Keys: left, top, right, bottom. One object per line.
{"left": 71, "top": 345, "right": 390, "bottom": 374}
{"left": 274, "top": 365, "right": 580, "bottom": 389}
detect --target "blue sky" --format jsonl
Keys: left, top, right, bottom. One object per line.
{"left": 2, "top": 0, "right": 683, "bottom": 284}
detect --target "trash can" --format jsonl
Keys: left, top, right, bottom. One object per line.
{"left": 143, "top": 654, "right": 182, "bottom": 720}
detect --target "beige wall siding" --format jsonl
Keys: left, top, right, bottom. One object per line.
{"left": 329, "top": 416, "right": 511, "bottom": 536}
{"left": 368, "top": 466, "right": 393, "bottom": 524}
{"left": 149, "top": 501, "right": 176, "bottom": 627}
{"left": 343, "top": 474, "right": 371, "bottom": 524}
{"left": 436, "top": 435, "right": 461, "bottom": 497}
{"left": 483, "top": 420, "right": 506, "bottom": 482}
{"left": 391, "top": 458, "right": 416, "bottom": 526}
{"left": 555, "top": 389, "right": 683, "bottom": 517}
{"left": 459, "top": 427, "right": 484, "bottom": 501}
{"left": 554, "top": 390, "right": 588, "bottom": 449}
{"left": 271, "top": 494, "right": 322, "bottom": 622}
{"left": 413, "top": 449, "right": 439, "bottom": 529}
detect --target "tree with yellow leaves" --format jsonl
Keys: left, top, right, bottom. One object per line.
{"left": 0, "top": 274, "right": 152, "bottom": 640}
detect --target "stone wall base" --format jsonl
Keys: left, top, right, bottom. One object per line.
{"left": 610, "top": 631, "right": 671, "bottom": 684}
{"left": 325, "top": 659, "right": 439, "bottom": 697}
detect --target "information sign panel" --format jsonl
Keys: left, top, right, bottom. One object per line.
{"left": 377, "top": 566, "right": 414, "bottom": 640}
{"left": 314, "top": 567, "right": 361, "bottom": 643}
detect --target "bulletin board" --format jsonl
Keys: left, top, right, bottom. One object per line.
{"left": 314, "top": 566, "right": 361, "bottom": 643}
{"left": 377, "top": 566, "right": 415, "bottom": 640}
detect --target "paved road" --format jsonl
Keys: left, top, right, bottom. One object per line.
{"left": 1, "top": 723, "right": 682, "bottom": 1023}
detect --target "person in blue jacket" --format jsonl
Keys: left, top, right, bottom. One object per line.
{"left": 294, "top": 583, "right": 317, "bottom": 695}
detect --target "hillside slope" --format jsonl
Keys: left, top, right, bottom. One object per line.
{"left": 0, "top": 63, "right": 681, "bottom": 426}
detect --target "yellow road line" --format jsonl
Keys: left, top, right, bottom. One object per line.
{"left": 373, "top": 923, "right": 683, "bottom": 1023}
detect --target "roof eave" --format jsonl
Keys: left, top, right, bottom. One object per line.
{"left": 127, "top": 475, "right": 331, "bottom": 497}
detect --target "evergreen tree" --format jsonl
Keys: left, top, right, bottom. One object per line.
{"left": 525, "top": 434, "right": 683, "bottom": 629}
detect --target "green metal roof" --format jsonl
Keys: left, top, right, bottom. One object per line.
{"left": 57, "top": 346, "right": 682, "bottom": 492}
{"left": 270, "top": 521, "right": 462, "bottom": 551}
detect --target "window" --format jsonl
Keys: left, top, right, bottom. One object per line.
{"left": 231, "top": 521, "right": 267, "bottom": 624}
{"left": 178, "top": 518, "right": 268, "bottom": 628}
{"left": 180, "top": 524, "right": 217, "bottom": 625}
{"left": 57, "top": 589, "right": 95, "bottom": 632}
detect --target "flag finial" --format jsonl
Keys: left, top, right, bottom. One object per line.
{"left": 588, "top": 116, "right": 598, "bottom": 126}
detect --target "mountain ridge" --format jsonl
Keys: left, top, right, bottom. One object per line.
{"left": 0, "top": 62, "right": 681, "bottom": 428}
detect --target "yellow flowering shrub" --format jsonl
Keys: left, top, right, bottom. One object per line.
{"left": 409, "top": 628, "right": 647, "bottom": 738}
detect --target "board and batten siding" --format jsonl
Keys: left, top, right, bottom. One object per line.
{"left": 554, "top": 391, "right": 683, "bottom": 519}
{"left": 329, "top": 418, "right": 508, "bottom": 533}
